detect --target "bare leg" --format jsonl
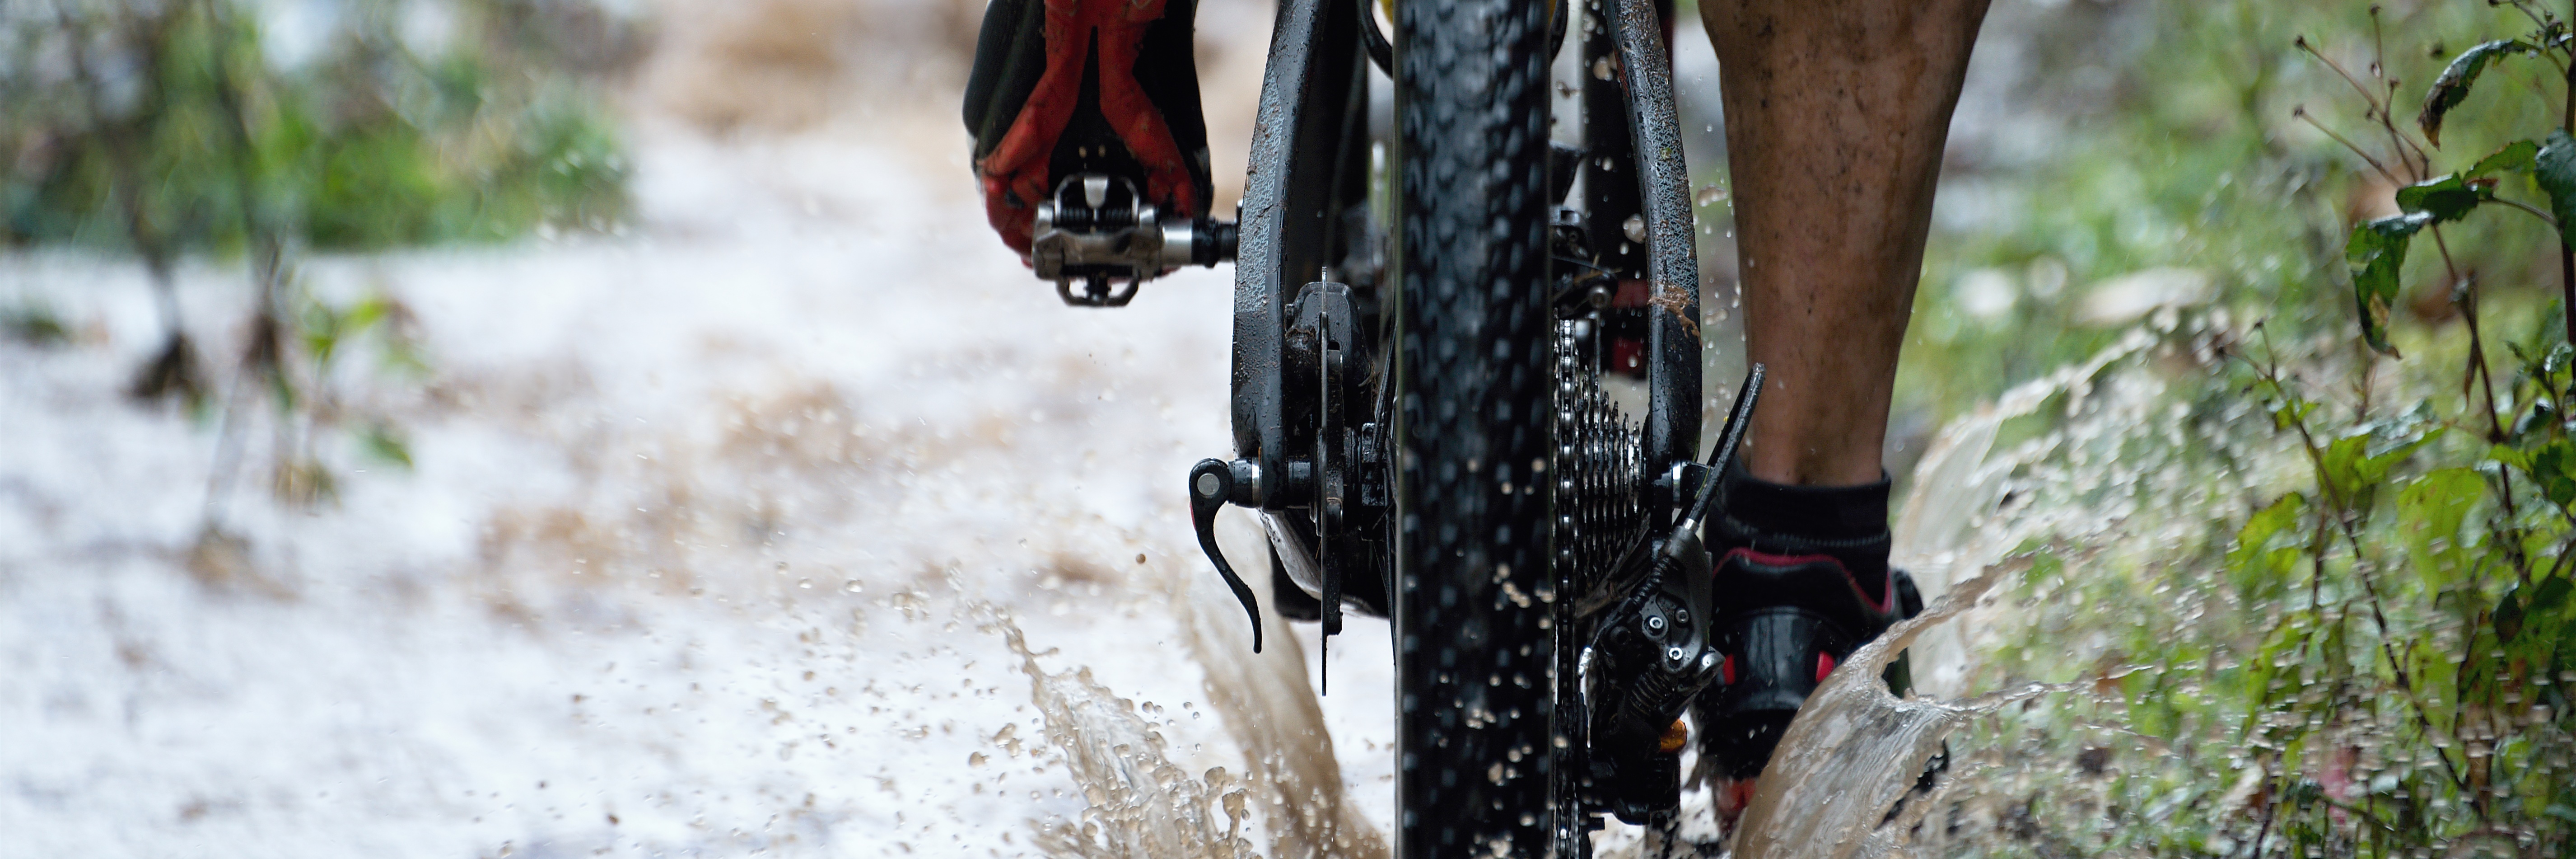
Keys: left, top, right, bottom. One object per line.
{"left": 1703, "top": 0, "right": 1990, "bottom": 487}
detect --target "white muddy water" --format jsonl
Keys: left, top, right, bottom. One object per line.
{"left": 0, "top": 113, "right": 1411, "bottom": 855}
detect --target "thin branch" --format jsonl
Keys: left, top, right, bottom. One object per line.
{"left": 2488, "top": 196, "right": 2560, "bottom": 226}
{"left": 2562, "top": 36, "right": 2576, "bottom": 352}
{"left": 2531, "top": 42, "right": 2571, "bottom": 78}
{"left": 2369, "top": 9, "right": 2431, "bottom": 178}
{"left": 2297, "top": 106, "right": 2405, "bottom": 185}
{"left": 2372, "top": 6, "right": 2391, "bottom": 91}
{"left": 2375, "top": 91, "right": 2431, "bottom": 177}
{"left": 2447, "top": 271, "right": 2530, "bottom": 579}
{"left": 2299, "top": 35, "right": 2392, "bottom": 117}
{"left": 2509, "top": 0, "right": 2553, "bottom": 33}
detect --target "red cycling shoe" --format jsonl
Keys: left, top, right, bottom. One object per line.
{"left": 961, "top": 0, "right": 1212, "bottom": 260}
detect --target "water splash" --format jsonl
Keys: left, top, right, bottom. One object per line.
{"left": 997, "top": 615, "right": 1259, "bottom": 858}
{"left": 989, "top": 509, "right": 1386, "bottom": 859}
{"left": 1716, "top": 317, "right": 2246, "bottom": 858}
{"left": 1171, "top": 514, "right": 1390, "bottom": 859}
{"left": 1727, "top": 561, "right": 2076, "bottom": 859}
{"left": 1890, "top": 326, "right": 2164, "bottom": 699}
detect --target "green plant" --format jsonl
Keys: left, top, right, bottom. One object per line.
{"left": 0, "top": 0, "right": 631, "bottom": 253}
{"left": 1881, "top": 3, "right": 2576, "bottom": 856}
{"left": 2128, "top": 5, "right": 2571, "bottom": 856}
{"left": 0, "top": 0, "right": 630, "bottom": 518}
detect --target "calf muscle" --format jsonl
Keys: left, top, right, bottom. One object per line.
{"left": 1702, "top": 0, "right": 1991, "bottom": 486}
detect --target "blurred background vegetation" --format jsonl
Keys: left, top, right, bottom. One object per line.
{"left": 0, "top": 0, "right": 636, "bottom": 254}
{"left": 0, "top": 0, "right": 644, "bottom": 503}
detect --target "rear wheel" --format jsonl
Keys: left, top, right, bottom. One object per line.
{"left": 1389, "top": 0, "right": 1559, "bottom": 852}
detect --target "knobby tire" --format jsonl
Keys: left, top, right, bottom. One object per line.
{"left": 1391, "top": 0, "right": 1559, "bottom": 852}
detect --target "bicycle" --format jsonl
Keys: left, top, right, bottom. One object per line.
{"left": 1014, "top": 0, "right": 1760, "bottom": 851}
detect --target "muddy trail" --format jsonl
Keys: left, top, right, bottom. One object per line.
{"left": 0, "top": 133, "right": 2215, "bottom": 852}
{"left": 0, "top": 87, "right": 1438, "bottom": 851}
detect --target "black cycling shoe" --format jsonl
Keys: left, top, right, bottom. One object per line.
{"left": 1694, "top": 467, "right": 1924, "bottom": 781}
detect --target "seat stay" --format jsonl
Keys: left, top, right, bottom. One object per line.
{"left": 1232, "top": 0, "right": 1355, "bottom": 474}
{"left": 1605, "top": 0, "right": 1703, "bottom": 493}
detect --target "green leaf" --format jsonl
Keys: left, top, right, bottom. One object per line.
{"left": 2396, "top": 468, "right": 2481, "bottom": 535}
{"left": 2282, "top": 778, "right": 2325, "bottom": 809}
{"left": 2347, "top": 212, "right": 2433, "bottom": 355}
{"left": 2561, "top": 609, "right": 2576, "bottom": 671}
{"left": 2534, "top": 129, "right": 2576, "bottom": 246}
{"left": 2469, "top": 139, "right": 2540, "bottom": 178}
{"left": 2322, "top": 435, "right": 2371, "bottom": 499}
{"left": 378, "top": 340, "right": 434, "bottom": 378}
{"left": 2527, "top": 438, "right": 2576, "bottom": 509}
{"left": 1, "top": 305, "right": 70, "bottom": 346}
{"left": 2533, "top": 576, "right": 2574, "bottom": 616}
{"left": 2411, "top": 638, "right": 2458, "bottom": 734}
{"left": 2498, "top": 584, "right": 2525, "bottom": 643}
{"left": 2487, "top": 443, "right": 2533, "bottom": 473}
{"left": 2270, "top": 397, "right": 2319, "bottom": 432}
{"left": 299, "top": 300, "right": 345, "bottom": 368}
{"left": 2231, "top": 494, "right": 2305, "bottom": 559}
{"left": 2229, "top": 493, "right": 2308, "bottom": 601}
{"left": 2393, "top": 174, "right": 2496, "bottom": 222}
{"left": 344, "top": 294, "right": 391, "bottom": 333}
{"left": 2420, "top": 40, "right": 2538, "bottom": 147}
{"left": 2319, "top": 408, "right": 2441, "bottom": 502}
{"left": 2396, "top": 468, "right": 2482, "bottom": 589}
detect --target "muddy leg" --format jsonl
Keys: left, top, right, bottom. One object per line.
{"left": 1702, "top": 0, "right": 1990, "bottom": 487}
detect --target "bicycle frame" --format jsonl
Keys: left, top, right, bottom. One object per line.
{"left": 1190, "top": 0, "right": 1710, "bottom": 850}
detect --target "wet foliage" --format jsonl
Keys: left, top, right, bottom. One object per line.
{"left": 0, "top": 0, "right": 634, "bottom": 510}
{"left": 1903, "top": 2, "right": 2576, "bottom": 857}
{"left": 0, "top": 0, "right": 633, "bottom": 253}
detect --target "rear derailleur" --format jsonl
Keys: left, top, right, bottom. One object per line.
{"left": 1570, "top": 350, "right": 1768, "bottom": 826}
